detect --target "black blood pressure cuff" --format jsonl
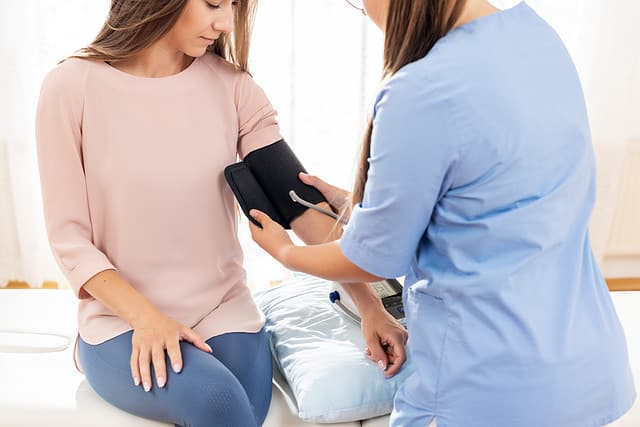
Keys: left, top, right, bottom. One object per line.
{"left": 224, "top": 139, "right": 326, "bottom": 229}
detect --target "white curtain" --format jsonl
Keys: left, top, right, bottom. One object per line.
{"left": 1, "top": 0, "right": 637, "bottom": 289}
{"left": 0, "top": 1, "right": 109, "bottom": 288}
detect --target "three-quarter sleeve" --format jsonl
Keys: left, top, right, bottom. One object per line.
{"left": 35, "top": 60, "right": 116, "bottom": 298}
{"left": 235, "top": 72, "right": 282, "bottom": 159}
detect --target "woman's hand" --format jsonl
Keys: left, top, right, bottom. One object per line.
{"left": 130, "top": 309, "right": 212, "bottom": 392}
{"left": 299, "top": 173, "right": 352, "bottom": 220}
{"left": 361, "top": 307, "right": 408, "bottom": 378}
{"left": 249, "top": 209, "right": 295, "bottom": 264}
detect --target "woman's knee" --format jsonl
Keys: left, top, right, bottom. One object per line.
{"left": 182, "top": 374, "right": 258, "bottom": 427}
{"left": 207, "top": 329, "right": 273, "bottom": 423}
{"left": 79, "top": 335, "right": 257, "bottom": 426}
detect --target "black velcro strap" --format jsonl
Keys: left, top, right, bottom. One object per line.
{"left": 224, "top": 139, "right": 326, "bottom": 229}
{"left": 224, "top": 163, "right": 287, "bottom": 228}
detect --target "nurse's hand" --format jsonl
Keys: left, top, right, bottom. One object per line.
{"left": 361, "top": 308, "right": 408, "bottom": 378}
{"left": 299, "top": 173, "right": 352, "bottom": 220}
{"left": 249, "top": 209, "right": 294, "bottom": 263}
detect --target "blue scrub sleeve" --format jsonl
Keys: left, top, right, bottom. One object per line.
{"left": 340, "top": 75, "right": 462, "bottom": 278}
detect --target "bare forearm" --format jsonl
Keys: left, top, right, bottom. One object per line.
{"left": 290, "top": 203, "right": 384, "bottom": 309}
{"left": 339, "top": 281, "right": 387, "bottom": 317}
{"left": 281, "top": 242, "right": 382, "bottom": 283}
{"left": 290, "top": 201, "right": 342, "bottom": 244}
{"left": 82, "top": 269, "right": 160, "bottom": 328}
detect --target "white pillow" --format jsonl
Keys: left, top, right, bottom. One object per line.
{"left": 253, "top": 274, "right": 413, "bottom": 423}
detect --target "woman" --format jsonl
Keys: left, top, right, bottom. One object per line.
{"left": 35, "top": 0, "right": 405, "bottom": 426}
{"left": 251, "top": 0, "right": 636, "bottom": 426}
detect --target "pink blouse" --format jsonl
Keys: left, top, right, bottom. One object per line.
{"left": 35, "top": 54, "right": 281, "bottom": 350}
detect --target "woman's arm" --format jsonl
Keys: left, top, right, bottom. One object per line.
{"left": 35, "top": 62, "right": 117, "bottom": 299}
{"left": 82, "top": 270, "right": 212, "bottom": 389}
{"left": 35, "top": 62, "right": 210, "bottom": 392}
{"left": 82, "top": 270, "right": 156, "bottom": 327}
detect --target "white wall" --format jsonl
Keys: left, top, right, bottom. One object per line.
{"left": 631, "top": 67, "right": 640, "bottom": 140}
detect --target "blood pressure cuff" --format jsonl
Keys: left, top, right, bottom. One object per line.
{"left": 224, "top": 139, "right": 326, "bottom": 229}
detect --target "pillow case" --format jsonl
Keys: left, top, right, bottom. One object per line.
{"left": 253, "top": 274, "right": 413, "bottom": 423}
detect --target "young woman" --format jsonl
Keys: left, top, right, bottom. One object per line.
{"left": 251, "top": 0, "right": 636, "bottom": 426}
{"left": 35, "top": 0, "right": 405, "bottom": 426}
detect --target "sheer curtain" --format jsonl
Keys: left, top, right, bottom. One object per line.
{"left": 0, "top": 0, "right": 637, "bottom": 289}
{"left": 0, "top": 1, "right": 109, "bottom": 288}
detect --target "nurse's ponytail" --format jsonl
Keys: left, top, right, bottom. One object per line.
{"left": 352, "top": 0, "right": 467, "bottom": 205}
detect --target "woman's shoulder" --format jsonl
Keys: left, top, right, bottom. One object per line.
{"left": 200, "top": 52, "right": 245, "bottom": 79}
{"left": 45, "top": 57, "right": 94, "bottom": 79}
{"left": 40, "top": 57, "right": 95, "bottom": 95}
{"left": 199, "top": 53, "right": 266, "bottom": 101}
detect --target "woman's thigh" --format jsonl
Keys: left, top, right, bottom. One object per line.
{"left": 207, "top": 328, "right": 273, "bottom": 425}
{"left": 78, "top": 331, "right": 258, "bottom": 427}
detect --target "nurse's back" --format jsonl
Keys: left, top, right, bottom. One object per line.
{"left": 396, "top": 3, "right": 636, "bottom": 426}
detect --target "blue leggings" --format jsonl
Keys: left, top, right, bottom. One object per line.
{"left": 78, "top": 328, "right": 272, "bottom": 427}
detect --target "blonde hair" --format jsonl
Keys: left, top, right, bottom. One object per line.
{"left": 69, "top": 0, "right": 257, "bottom": 72}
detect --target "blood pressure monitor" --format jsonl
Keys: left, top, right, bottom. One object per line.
{"left": 372, "top": 279, "right": 405, "bottom": 322}
{"left": 330, "top": 279, "right": 405, "bottom": 327}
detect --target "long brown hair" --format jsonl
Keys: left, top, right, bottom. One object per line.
{"left": 69, "top": 0, "right": 257, "bottom": 72}
{"left": 351, "top": 0, "right": 467, "bottom": 205}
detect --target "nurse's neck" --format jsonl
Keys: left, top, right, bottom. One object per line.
{"left": 454, "top": 0, "right": 501, "bottom": 29}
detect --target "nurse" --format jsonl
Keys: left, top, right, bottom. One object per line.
{"left": 250, "top": 0, "right": 636, "bottom": 426}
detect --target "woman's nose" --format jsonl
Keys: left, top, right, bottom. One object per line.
{"left": 213, "top": 3, "right": 234, "bottom": 34}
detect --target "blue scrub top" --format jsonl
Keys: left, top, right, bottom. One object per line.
{"left": 340, "top": 3, "right": 635, "bottom": 426}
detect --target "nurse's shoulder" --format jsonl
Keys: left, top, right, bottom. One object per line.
{"left": 373, "top": 30, "right": 475, "bottom": 120}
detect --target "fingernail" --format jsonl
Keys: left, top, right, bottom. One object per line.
{"left": 133, "top": 377, "right": 140, "bottom": 386}
{"left": 143, "top": 382, "right": 151, "bottom": 392}
{"left": 157, "top": 377, "right": 165, "bottom": 388}
{"left": 206, "top": 344, "right": 213, "bottom": 353}
{"left": 378, "top": 360, "right": 387, "bottom": 370}
{"left": 173, "top": 363, "right": 182, "bottom": 373}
